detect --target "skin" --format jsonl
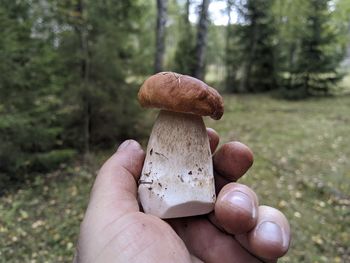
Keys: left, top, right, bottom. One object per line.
{"left": 74, "top": 128, "right": 291, "bottom": 263}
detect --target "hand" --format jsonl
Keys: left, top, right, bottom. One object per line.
{"left": 74, "top": 129, "right": 291, "bottom": 263}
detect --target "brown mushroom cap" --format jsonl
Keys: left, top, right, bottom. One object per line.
{"left": 138, "top": 72, "right": 224, "bottom": 120}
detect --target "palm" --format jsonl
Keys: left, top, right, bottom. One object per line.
{"left": 78, "top": 210, "right": 260, "bottom": 263}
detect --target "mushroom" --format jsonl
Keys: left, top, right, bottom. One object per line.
{"left": 138, "top": 72, "right": 224, "bottom": 219}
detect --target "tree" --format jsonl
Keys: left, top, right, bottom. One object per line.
{"left": 272, "top": 0, "right": 308, "bottom": 91}
{"left": 283, "top": 0, "right": 344, "bottom": 98}
{"left": 0, "top": 0, "right": 153, "bottom": 183}
{"left": 74, "top": 0, "right": 91, "bottom": 156}
{"left": 192, "top": 0, "right": 210, "bottom": 80}
{"left": 333, "top": 0, "right": 350, "bottom": 67}
{"left": 174, "top": 0, "right": 194, "bottom": 75}
{"left": 173, "top": 0, "right": 196, "bottom": 75}
{"left": 225, "top": 0, "right": 240, "bottom": 91}
{"left": 0, "top": 0, "right": 75, "bottom": 181}
{"left": 54, "top": 0, "right": 150, "bottom": 152}
{"left": 226, "top": 0, "right": 277, "bottom": 93}
{"left": 154, "top": 0, "right": 168, "bottom": 73}
{"left": 225, "top": 0, "right": 234, "bottom": 59}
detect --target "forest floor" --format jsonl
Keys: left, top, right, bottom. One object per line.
{"left": 1, "top": 94, "right": 350, "bottom": 263}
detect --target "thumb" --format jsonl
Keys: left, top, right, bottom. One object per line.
{"left": 85, "top": 140, "right": 145, "bottom": 226}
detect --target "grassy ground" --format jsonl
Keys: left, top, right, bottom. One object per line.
{"left": 1, "top": 94, "right": 350, "bottom": 262}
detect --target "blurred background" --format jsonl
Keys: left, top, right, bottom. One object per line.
{"left": 0, "top": 0, "right": 349, "bottom": 262}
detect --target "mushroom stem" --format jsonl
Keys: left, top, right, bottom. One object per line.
{"left": 138, "top": 110, "right": 216, "bottom": 219}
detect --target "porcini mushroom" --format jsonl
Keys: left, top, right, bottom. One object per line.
{"left": 138, "top": 72, "right": 224, "bottom": 219}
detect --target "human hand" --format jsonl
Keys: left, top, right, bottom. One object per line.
{"left": 74, "top": 129, "right": 291, "bottom": 263}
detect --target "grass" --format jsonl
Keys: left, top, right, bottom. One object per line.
{"left": 1, "top": 94, "right": 350, "bottom": 262}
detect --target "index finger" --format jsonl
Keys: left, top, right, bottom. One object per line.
{"left": 213, "top": 142, "right": 254, "bottom": 182}
{"left": 207, "top": 128, "right": 220, "bottom": 153}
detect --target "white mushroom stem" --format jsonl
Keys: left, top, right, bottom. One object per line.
{"left": 138, "top": 110, "right": 216, "bottom": 219}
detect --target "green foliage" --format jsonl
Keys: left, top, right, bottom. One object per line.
{"left": 226, "top": 0, "right": 277, "bottom": 93}
{"left": 225, "top": 23, "right": 241, "bottom": 91}
{"left": 173, "top": 30, "right": 196, "bottom": 75}
{"left": 53, "top": 0, "right": 152, "bottom": 150}
{"left": 206, "top": 24, "right": 227, "bottom": 88}
{"left": 280, "top": 0, "right": 345, "bottom": 98}
{"left": 172, "top": 2, "right": 196, "bottom": 75}
{"left": 0, "top": 1, "right": 67, "bottom": 182}
{"left": 0, "top": 109, "right": 72, "bottom": 185}
{"left": 225, "top": 0, "right": 347, "bottom": 98}
{"left": 31, "top": 149, "right": 77, "bottom": 172}
{"left": 0, "top": 0, "right": 349, "bottom": 185}
{"left": 332, "top": 0, "right": 350, "bottom": 53}
{"left": 0, "top": 0, "right": 153, "bottom": 183}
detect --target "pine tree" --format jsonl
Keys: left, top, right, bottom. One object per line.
{"left": 0, "top": 0, "right": 153, "bottom": 181}
{"left": 173, "top": 0, "right": 196, "bottom": 75}
{"left": 226, "top": 0, "right": 277, "bottom": 92}
{"left": 54, "top": 0, "right": 150, "bottom": 152}
{"left": 283, "top": 0, "right": 344, "bottom": 98}
{"left": 0, "top": 1, "right": 75, "bottom": 180}
{"left": 192, "top": 0, "right": 210, "bottom": 80}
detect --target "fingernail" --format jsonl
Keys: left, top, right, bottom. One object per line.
{"left": 256, "top": 221, "right": 285, "bottom": 246}
{"left": 223, "top": 191, "right": 256, "bottom": 219}
{"left": 117, "top": 140, "right": 132, "bottom": 151}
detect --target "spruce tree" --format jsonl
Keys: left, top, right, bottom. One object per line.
{"left": 0, "top": 1, "right": 75, "bottom": 180}
{"left": 0, "top": 0, "right": 153, "bottom": 181}
{"left": 283, "top": 0, "right": 344, "bottom": 98}
{"left": 174, "top": 0, "right": 196, "bottom": 75}
{"left": 226, "top": 0, "right": 277, "bottom": 92}
{"left": 54, "top": 0, "right": 150, "bottom": 152}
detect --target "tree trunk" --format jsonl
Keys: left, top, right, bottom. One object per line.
{"left": 193, "top": 0, "right": 210, "bottom": 80}
{"left": 185, "top": 0, "right": 191, "bottom": 24}
{"left": 225, "top": 0, "right": 233, "bottom": 87}
{"left": 225, "top": 0, "right": 233, "bottom": 54}
{"left": 154, "top": 0, "right": 168, "bottom": 73}
{"left": 76, "top": 0, "right": 91, "bottom": 156}
{"left": 343, "top": 21, "right": 350, "bottom": 66}
{"left": 240, "top": 9, "right": 258, "bottom": 92}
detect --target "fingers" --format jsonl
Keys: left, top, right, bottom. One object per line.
{"left": 213, "top": 142, "right": 253, "bottom": 182}
{"left": 210, "top": 183, "right": 290, "bottom": 260}
{"left": 207, "top": 131, "right": 290, "bottom": 260}
{"left": 86, "top": 140, "right": 145, "bottom": 222}
{"left": 214, "top": 173, "right": 231, "bottom": 195}
{"left": 207, "top": 130, "right": 253, "bottom": 185}
{"left": 206, "top": 128, "right": 219, "bottom": 153}
{"left": 169, "top": 217, "right": 262, "bottom": 263}
{"left": 236, "top": 206, "right": 291, "bottom": 260}
{"left": 190, "top": 255, "right": 204, "bottom": 263}
{"left": 214, "top": 183, "right": 258, "bottom": 234}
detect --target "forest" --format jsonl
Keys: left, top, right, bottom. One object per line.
{"left": 0, "top": 0, "right": 349, "bottom": 180}
{"left": 0, "top": 0, "right": 350, "bottom": 262}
